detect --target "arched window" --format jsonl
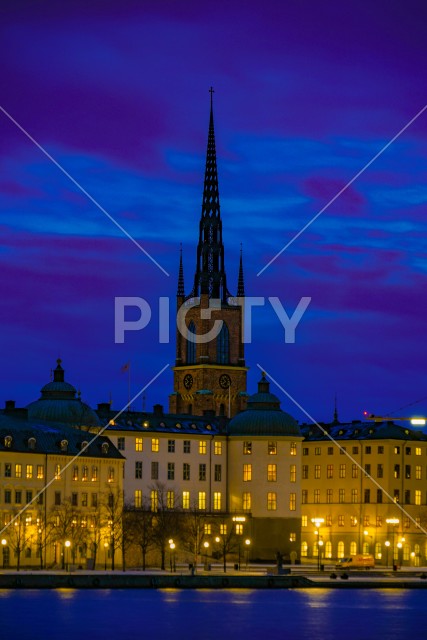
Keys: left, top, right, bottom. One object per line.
{"left": 325, "top": 541, "right": 332, "bottom": 559}
{"left": 186, "top": 321, "right": 196, "bottom": 364}
{"left": 403, "top": 544, "right": 410, "bottom": 561}
{"left": 301, "top": 541, "right": 308, "bottom": 557}
{"left": 337, "top": 541, "right": 345, "bottom": 559}
{"left": 217, "top": 323, "right": 229, "bottom": 364}
{"left": 362, "top": 542, "right": 370, "bottom": 554}
{"left": 350, "top": 541, "right": 357, "bottom": 556}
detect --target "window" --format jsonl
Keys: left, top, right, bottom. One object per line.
{"left": 364, "top": 464, "right": 371, "bottom": 477}
{"left": 214, "top": 441, "right": 222, "bottom": 455}
{"left": 182, "top": 463, "right": 190, "bottom": 481}
{"left": 15, "top": 491, "right": 22, "bottom": 504}
{"left": 151, "top": 490, "right": 158, "bottom": 512}
{"left": 220, "top": 523, "right": 227, "bottom": 535}
{"left": 134, "top": 490, "right": 142, "bottom": 508}
{"left": 350, "top": 516, "right": 357, "bottom": 527}
{"left": 326, "top": 515, "right": 332, "bottom": 526}
{"left": 26, "top": 490, "right": 32, "bottom": 504}
{"left": 54, "top": 464, "right": 61, "bottom": 480}
{"left": 363, "top": 515, "right": 370, "bottom": 527}
{"left": 339, "top": 464, "right": 346, "bottom": 479}
{"left": 267, "top": 464, "right": 277, "bottom": 482}
{"left": 376, "top": 516, "right": 383, "bottom": 527}
{"left": 339, "top": 489, "right": 345, "bottom": 503}
{"left": 243, "top": 492, "right": 251, "bottom": 511}
{"left": 394, "top": 464, "right": 400, "bottom": 479}
{"left": 199, "top": 441, "right": 207, "bottom": 455}
{"left": 405, "top": 446, "right": 411, "bottom": 456}
{"left": 117, "top": 437, "right": 125, "bottom": 451}
{"left": 152, "top": 438, "right": 159, "bottom": 452}
{"left": 350, "top": 541, "right": 357, "bottom": 556}
{"left": 327, "top": 464, "right": 333, "bottom": 479}
{"left": 315, "top": 447, "right": 321, "bottom": 456}
{"left": 326, "top": 488, "right": 333, "bottom": 504}
{"left": 352, "top": 446, "right": 359, "bottom": 454}
{"left": 301, "top": 541, "right": 308, "bottom": 557}
{"left": 72, "top": 466, "right": 79, "bottom": 481}
{"left": 364, "top": 489, "right": 370, "bottom": 503}
{"left": 81, "top": 493, "right": 88, "bottom": 507}
{"left": 404, "top": 517, "right": 410, "bottom": 529}
{"left": 340, "top": 447, "right": 346, "bottom": 455}
{"left": 91, "top": 466, "right": 98, "bottom": 481}
{"left": 290, "top": 442, "right": 297, "bottom": 456}
{"left": 302, "top": 516, "right": 308, "bottom": 527}
{"left": 243, "top": 441, "right": 252, "bottom": 455}
{"left": 328, "top": 447, "right": 334, "bottom": 455}
{"left": 199, "top": 464, "right": 206, "bottom": 481}
{"left": 351, "top": 488, "right": 358, "bottom": 503}
{"left": 243, "top": 464, "right": 252, "bottom": 482}
{"left": 167, "top": 491, "right": 175, "bottom": 509}
{"left": 338, "top": 515, "right": 344, "bottom": 527}
{"left": 290, "top": 532, "right": 296, "bottom": 543}
{"left": 108, "top": 467, "right": 115, "bottom": 483}
{"left": 405, "top": 465, "right": 411, "bottom": 479}
{"left": 26, "top": 465, "right": 33, "bottom": 479}
{"left": 217, "top": 322, "right": 229, "bottom": 363}
{"left": 352, "top": 464, "right": 358, "bottom": 479}
{"left": 267, "top": 492, "right": 277, "bottom": 511}
{"left": 135, "top": 438, "right": 143, "bottom": 452}
{"left": 268, "top": 441, "right": 277, "bottom": 455}
{"left": 404, "top": 490, "right": 411, "bottom": 504}
{"left": 416, "top": 447, "right": 422, "bottom": 456}
{"left": 198, "top": 491, "right": 206, "bottom": 510}
{"left": 290, "top": 464, "right": 296, "bottom": 483}
{"left": 214, "top": 464, "right": 222, "bottom": 482}
{"left": 303, "top": 447, "right": 309, "bottom": 456}
{"left": 302, "top": 490, "right": 308, "bottom": 504}
{"left": 377, "top": 464, "right": 383, "bottom": 478}
{"left": 4, "top": 490, "right": 11, "bottom": 504}
{"left": 213, "top": 492, "right": 221, "bottom": 510}
{"left": 168, "top": 439, "right": 175, "bottom": 453}
{"left": 204, "top": 524, "right": 212, "bottom": 535}
{"left": 82, "top": 466, "right": 88, "bottom": 482}
{"left": 71, "top": 493, "right": 78, "bottom": 507}
{"left": 394, "top": 446, "right": 400, "bottom": 454}
{"left": 337, "top": 541, "right": 345, "bottom": 558}
{"left": 365, "top": 446, "right": 371, "bottom": 454}
{"left": 91, "top": 493, "right": 98, "bottom": 508}
{"left": 37, "top": 465, "right": 44, "bottom": 479}
{"left": 235, "top": 523, "right": 243, "bottom": 535}
{"left": 394, "top": 489, "right": 400, "bottom": 503}
{"left": 167, "top": 463, "right": 175, "bottom": 480}
{"left": 151, "top": 461, "right": 159, "bottom": 480}
{"left": 186, "top": 320, "right": 196, "bottom": 364}
{"left": 289, "top": 493, "right": 296, "bottom": 511}
{"left": 314, "top": 465, "right": 321, "bottom": 479}
{"left": 54, "top": 491, "right": 61, "bottom": 506}
{"left": 378, "top": 445, "right": 384, "bottom": 454}
{"left": 183, "top": 440, "right": 191, "bottom": 454}
{"left": 314, "top": 489, "right": 320, "bottom": 504}
{"left": 416, "top": 465, "right": 422, "bottom": 480}
{"left": 135, "top": 461, "right": 143, "bottom": 479}
{"left": 302, "top": 465, "right": 309, "bottom": 479}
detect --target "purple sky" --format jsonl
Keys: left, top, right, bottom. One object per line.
{"left": 1, "top": 0, "right": 427, "bottom": 423}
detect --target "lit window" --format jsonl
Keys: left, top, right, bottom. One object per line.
{"left": 108, "top": 468, "right": 115, "bottom": 483}
{"left": 327, "top": 464, "right": 333, "bottom": 479}
{"left": 314, "top": 489, "right": 320, "bottom": 504}
{"left": 135, "top": 438, "right": 143, "bottom": 452}
{"left": 243, "top": 464, "right": 252, "bottom": 482}
{"left": 289, "top": 493, "right": 296, "bottom": 511}
{"left": 72, "top": 466, "right": 78, "bottom": 481}
{"left": 352, "top": 464, "right": 358, "bottom": 478}
{"left": 183, "top": 440, "right": 191, "bottom": 454}
{"left": 350, "top": 516, "right": 357, "bottom": 527}
{"left": 350, "top": 541, "right": 357, "bottom": 556}
{"left": 376, "top": 516, "right": 383, "bottom": 527}
{"left": 168, "top": 439, "right": 175, "bottom": 453}
{"left": 182, "top": 491, "right": 190, "bottom": 509}
{"left": 167, "top": 490, "right": 175, "bottom": 509}
{"left": 213, "top": 492, "right": 221, "bottom": 510}
{"left": 15, "top": 464, "right": 22, "bottom": 479}
{"left": 290, "top": 532, "right": 296, "bottom": 542}
{"left": 267, "top": 464, "right": 277, "bottom": 482}
{"left": 82, "top": 466, "right": 88, "bottom": 481}
{"left": 338, "top": 515, "right": 344, "bottom": 527}
{"left": 416, "top": 465, "right": 422, "bottom": 479}
{"left": 54, "top": 464, "right": 61, "bottom": 480}
{"left": 302, "top": 490, "right": 308, "bottom": 504}
{"left": 339, "top": 464, "right": 346, "bottom": 478}
{"left": 242, "top": 492, "right": 251, "bottom": 511}
{"left": 243, "top": 441, "right": 252, "bottom": 455}
{"left": 198, "top": 491, "right": 206, "bottom": 510}
{"left": 301, "top": 541, "right": 308, "bottom": 556}
{"left": 314, "top": 465, "right": 321, "bottom": 479}
{"left": 152, "top": 438, "right": 159, "bottom": 452}
{"left": 199, "top": 441, "right": 207, "bottom": 455}
{"left": 290, "top": 442, "right": 297, "bottom": 456}
{"left": 315, "top": 447, "right": 321, "bottom": 455}
{"left": 204, "top": 524, "right": 212, "bottom": 535}
{"left": 214, "top": 441, "right": 222, "bottom": 455}
{"left": 235, "top": 523, "right": 243, "bottom": 535}
{"left": 151, "top": 490, "right": 158, "bottom": 512}
{"left": 326, "top": 488, "right": 333, "bottom": 504}
{"left": 394, "top": 446, "right": 400, "bottom": 454}
{"left": 134, "top": 490, "right": 142, "bottom": 508}
{"left": 37, "top": 465, "right": 44, "bottom": 480}
{"left": 416, "top": 447, "right": 422, "bottom": 456}
{"left": 91, "top": 466, "right": 98, "bottom": 482}
{"left": 416, "top": 489, "right": 421, "bottom": 505}
{"left": 220, "top": 523, "right": 227, "bottom": 535}
{"left": 302, "top": 516, "right": 307, "bottom": 527}
{"left": 267, "top": 492, "right": 277, "bottom": 511}
{"left": 290, "top": 464, "right": 296, "bottom": 483}
{"left": 351, "top": 488, "right": 358, "bottom": 503}
{"left": 326, "top": 515, "right": 332, "bottom": 526}
{"left": 339, "top": 489, "right": 345, "bottom": 503}
{"left": 268, "top": 441, "right": 277, "bottom": 455}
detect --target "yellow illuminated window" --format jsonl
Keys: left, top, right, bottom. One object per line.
{"left": 214, "top": 441, "right": 222, "bottom": 455}
{"left": 290, "top": 465, "right": 296, "bottom": 482}
{"left": 91, "top": 466, "right": 98, "bottom": 481}
{"left": 289, "top": 493, "right": 296, "bottom": 511}
{"left": 350, "top": 516, "right": 357, "bottom": 526}
{"left": 290, "top": 442, "right": 297, "bottom": 456}
{"left": 199, "top": 441, "right": 207, "bottom": 455}
{"left": 108, "top": 467, "right": 115, "bottom": 483}
{"left": 82, "top": 466, "right": 88, "bottom": 481}
{"left": 15, "top": 464, "right": 22, "bottom": 479}
{"left": 290, "top": 532, "right": 296, "bottom": 542}
{"left": 235, "top": 523, "right": 243, "bottom": 535}
{"left": 204, "top": 524, "right": 212, "bottom": 535}
{"left": 301, "top": 516, "right": 307, "bottom": 527}
{"left": 37, "top": 465, "right": 44, "bottom": 480}
{"left": 167, "top": 490, "right": 175, "bottom": 509}
{"left": 151, "top": 489, "right": 158, "bottom": 512}
{"left": 54, "top": 464, "right": 61, "bottom": 480}
{"left": 415, "top": 489, "right": 421, "bottom": 505}
{"left": 134, "top": 490, "right": 142, "bottom": 508}
{"left": 339, "top": 464, "right": 346, "bottom": 478}
{"left": 198, "top": 491, "right": 206, "bottom": 510}
{"left": 213, "top": 492, "right": 221, "bottom": 510}
{"left": 267, "top": 492, "right": 277, "bottom": 511}
{"left": 352, "top": 464, "right": 358, "bottom": 478}
{"left": 268, "top": 441, "right": 277, "bottom": 455}
{"left": 267, "top": 464, "right": 277, "bottom": 482}
{"left": 135, "top": 438, "right": 143, "bottom": 452}
{"left": 243, "top": 464, "right": 252, "bottom": 482}
{"left": 220, "top": 523, "right": 227, "bottom": 535}
{"left": 416, "top": 465, "right": 422, "bottom": 479}
{"left": 72, "top": 466, "right": 79, "bottom": 481}
{"left": 416, "top": 447, "right": 422, "bottom": 456}
{"left": 26, "top": 465, "right": 33, "bottom": 479}
{"left": 151, "top": 438, "right": 159, "bottom": 452}
{"left": 326, "top": 464, "right": 333, "bottom": 479}
{"left": 242, "top": 492, "right": 251, "bottom": 511}
{"left": 182, "top": 491, "right": 190, "bottom": 509}
{"left": 314, "top": 465, "right": 321, "bottom": 479}
{"left": 243, "top": 441, "right": 252, "bottom": 455}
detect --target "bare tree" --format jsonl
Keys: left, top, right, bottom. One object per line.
{"left": 150, "top": 482, "right": 183, "bottom": 570}
{"left": 125, "top": 499, "right": 155, "bottom": 570}
{"left": 48, "top": 499, "right": 90, "bottom": 569}
{"left": 180, "top": 503, "right": 209, "bottom": 569}
{"left": 6, "top": 513, "right": 33, "bottom": 571}
{"left": 102, "top": 487, "right": 124, "bottom": 571}
{"left": 214, "top": 518, "right": 239, "bottom": 573}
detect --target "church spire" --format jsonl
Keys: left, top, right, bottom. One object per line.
{"left": 237, "top": 244, "right": 245, "bottom": 297}
{"left": 333, "top": 393, "right": 339, "bottom": 425}
{"left": 177, "top": 244, "right": 185, "bottom": 297}
{"left": 190, "top": 87, "right": 229, "bottom": 301}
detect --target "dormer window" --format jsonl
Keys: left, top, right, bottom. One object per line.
{"left": 81, "top": 441, "right": 89, "bottom": 451}
{"left": 28, "top": 437, "right": 36, "bottom": 450}
{"left": 101, "top": 442, "right": 109, "bottom": 455}
{"left": 4, "top": 435, "right": 12, "bottom": 448}
{"left": 60, "top": 439, "right": 68, "bottom": 452}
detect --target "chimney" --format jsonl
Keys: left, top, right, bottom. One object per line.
{"left": 153, "top": 404, "right": 164, "bottom": 416}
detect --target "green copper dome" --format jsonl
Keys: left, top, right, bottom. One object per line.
{"left": 228, "top": 374, "right": 300, "bottom": 437}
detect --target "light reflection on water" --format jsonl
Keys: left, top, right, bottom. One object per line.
{"left": 0, "top": 588, "right": 425, "bottom": 640}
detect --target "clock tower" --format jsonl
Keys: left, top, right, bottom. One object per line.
{"left": 169, "top": 91, "right": 248, "bottom": 418}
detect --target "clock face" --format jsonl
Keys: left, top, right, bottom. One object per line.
{"left": 183, "top": 374, "right": 193, "bottom": 390}
{"left": 219, "top": 374, "right": 231, "bottom": 389}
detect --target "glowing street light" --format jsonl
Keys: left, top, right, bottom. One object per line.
{"left": 203, "top": 541, "right": 210, "bottom": 570}
{"left": 104, "top": 541, "right": 109, "bottom": 571}
{"left": 169, "top": 540, "right": 176, "bottom": 572}
{"left": 64, "top": 540, "right": 71, "bottom": 572}
{"left": 386, "top": 518, "right": 399, "bottom": 570}
{"left": 244, "top": 539, "right": 251, "bottom": 570}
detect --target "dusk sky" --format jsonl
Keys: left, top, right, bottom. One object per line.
{"left": 1, "top": 0, "right": 427, "bottom": 423}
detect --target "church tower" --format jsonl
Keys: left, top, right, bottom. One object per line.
{"left": 169, "top": 90, "right": 248, "bottom": 418}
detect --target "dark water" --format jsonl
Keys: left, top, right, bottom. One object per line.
{"left": 0, "top": 588, "right": 426, "bottom": 640}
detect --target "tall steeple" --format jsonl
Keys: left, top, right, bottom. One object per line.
{"left": 237, "top": 244, "right": 245, "bottom": 297}
{"left": 190, "top": 87, "right": 229, "bottom": 302}
{"left": 177, "top": 244, "right": 185, "bottom": 297}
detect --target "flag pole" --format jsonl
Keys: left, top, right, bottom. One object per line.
{"left": 128, "top": 362, "right": 131, "bottom": 410}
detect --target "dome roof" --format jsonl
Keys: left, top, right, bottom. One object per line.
{"left": 26, "top": 359, "right": 100, "bottom": 428}
{"left": 228, "top": 374, "right": 300, "bottom": 437}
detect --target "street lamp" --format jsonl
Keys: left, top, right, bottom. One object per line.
{"left": 385, "top": 540, "right": 390, "bottom": 569}
{"left": 64, "top": 540, "right": 71, "bottom": 572}
{"left": 203, "top": 541, "right": 209, "bottom": 570}
{"left": 169, "top": 540, "right": 176, "bottom": 572}
{"left": 104, "top": 542, "right": 109, "bottom": 571}
{"left": 244, "top": 539, "right": 251, "bottom": 570}
{"left": 1, "top": 539, "right": 7, "bottom": 569}
{"left": 318, "top": 538, "right": 324, "bottom": 571}
{"left": 386, "top": 518, "right": 399, "bottom": 570}
{"left": 311, "top": 518, "right": 325, "bottom": 569}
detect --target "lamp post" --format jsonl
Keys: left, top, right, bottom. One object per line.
{"left": 1, "top": 539, "right": 7, "bottom": 569}
{"left": 203, "top": 541, "right": 209, "bottom": 571}
{"left": 64, "top": 540, "right": 71, "bottom": 572}
{"left": 169, "top": 540, "right": 176, "bottom": 572}
{"left": 318, "top": 538, "right": 324, "bottom": 571}
{"left": 386, "top": 518, "right": 399, "bottom": 570}
{"left": 385, "top": 540, "right": 390, "bottom": 569}
{"left": 311, "top": 517, "right": 325, "bottom": 570}
{"left": 244, "top": 539, "right": 251, "bottom": 571}
{"left": 104, "top": 542, "right": 109, "bottom": 571}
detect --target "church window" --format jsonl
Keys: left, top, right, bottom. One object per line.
{"left": 216, "top": 323, "right": 229, "bottom": 364}
{"left": 186, "top": 321, "right": 196, "bottom": 364}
